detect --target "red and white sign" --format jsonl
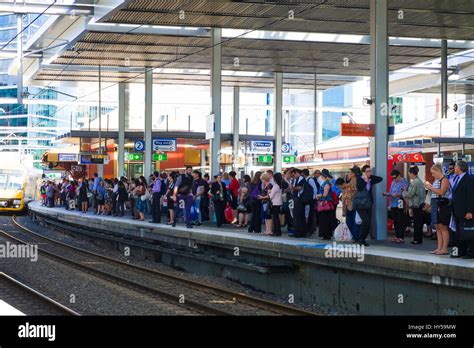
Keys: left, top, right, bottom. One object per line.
{"left": 392, "top": 153, "right": 425, "bottom": 163}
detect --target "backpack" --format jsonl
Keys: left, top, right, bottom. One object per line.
{"left": 159, "top": 179, "right": 167, "bottom": 195}
{"left": 40, "top": 185, "right": 46, "bottom": 194}
{"left": 332, "top": 190, "right": 339, "bottom": 206}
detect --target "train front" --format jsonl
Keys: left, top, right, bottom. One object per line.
{"left": 0, "top": 169, "right": 26, "bottom": 212}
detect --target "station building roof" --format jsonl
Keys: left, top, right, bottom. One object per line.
{"left": 22, "top": 0, "right": 474, "bottom": 90}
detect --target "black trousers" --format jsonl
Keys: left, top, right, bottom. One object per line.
{"left": 412, "top": 207, "right": 424, "bottom": 243}
{"left": 248, "top": 200, "right": 262, "bottom": 233}
{"left": 307, "top": 199, "right": 316, "bottom": 235}
{"left": 201, "top": 196, "right": 210, "bottom": 221}
{"left": 454, "top": 216, "right": 474, "bottom": 256}
{"left": 152, "top": 192, "right": 162, "bottom": 222}
{"left": 271, "top": 205, "right": 281, "bottom": 236}
{"left": 214, "top": 199, "right": 225, "bottom": 227}
{"left": 117, "top": 200, "right": 125, "bottom": 216}
{"left": 392, "top": 207, "right": 407, "bottom": 239}
{"left": 318, "top": 210, "right": 334, "bottom": 239}
{"left": 357, "top": 208, "right": 371, "bottom": 243}
{"left": 293, "top": 198, "right": 307, "bottom": 236}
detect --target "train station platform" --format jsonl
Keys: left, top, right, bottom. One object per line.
{"left": 28, "top": 201, "right": 474, "bottom": 315}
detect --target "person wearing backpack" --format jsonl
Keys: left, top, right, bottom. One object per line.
{"left": 355, "top": 165, "right": 383, "bottom": 246}
{"left": 173, "top": 166, "right": 195, "bottom": 229}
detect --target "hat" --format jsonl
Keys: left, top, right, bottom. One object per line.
{"left": 321, "top": 169, "right": 331, "bottom": 178}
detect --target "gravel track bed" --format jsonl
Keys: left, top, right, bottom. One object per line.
{"left": 10, "top": 223, "right": 275, "bottom": 315}
{"left": 16, "top": 214, "right": 337, "bottom": 315}
{"left": 0, "top": 218, "right": 203, "bottom": 315}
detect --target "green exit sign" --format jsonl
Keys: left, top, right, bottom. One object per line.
{"left": 258, "top": 155, "right": 273, "bottom": 164}
{"left": 128, "top": 153, "right": 143, "bottom": 161}
{"left": 153, "top": 153, "right": 168, "bottom": 161}
{"left": 283, "top": 155, "right": 296, "bottom": 163}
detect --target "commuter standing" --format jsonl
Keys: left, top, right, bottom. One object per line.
{"left": 404, "top": 166, "right": 426, "bottom": 245}
{"left": 192, "top": 170, "right": 206, "bottom": 226}
{"left": 150, "top": 171, "right": 163, "bottom": 224}
{"left": 268, "top": 172, "right": 283, "bottom": 236}
{"left": 173, "top": 166, "right": 195, "bottom": 229}
{"left": 384, "top": 169, "right": 409, "bottom": 243}
{"left": 79, "top": 179, "right": 89, "bottom": 213}
{"left": 302, "top": 169, "right": 318, "bottom": 235}
{"left": 316, "top": 170, "right": 334, "bottom": 240}
{"left": 354, "top": 166, "right": 382, "bottom": 246}
{"left": 292, "top": 169, "right": 308, "bottom": 237}
{"left": 424, "top": 163, "right": 451, "bottom": 255}
{"left": 92, "top": 172, "right": 101, "bottom": 213}
{"left": 116, "top": 181, "right": 128, "bottom": 217}
{"left": 248, "top": 171, "right": 263, "bottom": 233}
{"left": 337, "top": 166, "right": 360, "bottom": 241}
{"left": 211, "top": 174, "right": 227, "bottom": 227}
{"left": 450, "top": 161, "right": 474, "bottom": 259}
{"left": 228, "top": 171, "right": 240, "bottom": 223}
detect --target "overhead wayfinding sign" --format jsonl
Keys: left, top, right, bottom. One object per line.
{"left": 153, "top": 138, "right": 177, "bottom": 152}
{"left": 58, "top": 153, "right": 77, "bottom": 162}
{"left": 341, "top": 123, "right": 374, "bottom": 137}
{"left": 250, "top": 140, "right": 274, "bottom": 154}
{"left": 79, "top": 154, "right": 109, "bottom": 165}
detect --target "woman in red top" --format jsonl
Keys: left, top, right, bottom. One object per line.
{"left": 229, "top": 171, "right": 240, "bottom": 224}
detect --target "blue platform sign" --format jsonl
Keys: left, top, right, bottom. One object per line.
{"left": 153, "top": 138, "right": 177, "bottom": 152}
{"left": 250, "top": 140, "right": 274, "bottom": 154}
{"left": 134, "top": 140, "right": 145, "bottom": 152}
{"left": 282, "top": 143, "right": 291, "bottom": 155}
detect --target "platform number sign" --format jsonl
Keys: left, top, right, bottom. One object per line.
{"left": 282, "top": 143, "right": 291, "bottom": 155}
{"left": 134, "top": 140, "right": 145, "bottom": 152}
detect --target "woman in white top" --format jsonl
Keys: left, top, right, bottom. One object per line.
{"left": 267, "top": 173, "right": 283, "bottom": 236}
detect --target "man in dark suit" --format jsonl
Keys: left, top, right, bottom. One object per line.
{"left": 451, "top": 160, "right": 474, "bottom": 259}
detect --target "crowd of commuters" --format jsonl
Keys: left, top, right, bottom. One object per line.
{"left": 39, "top": 160, "right": 474, "bottom": 258}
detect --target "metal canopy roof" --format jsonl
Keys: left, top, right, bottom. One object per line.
{"left": 34, "top": 68, "right": 356, "bottom": 89}
{"left": 42, "top": 31, "right": 459, "bottom": 82}
{"left": 29, "top": 0, "right": 473, "bottom": 89}
{"left": 106, "top": 0, "right": 474, "bottom": 40}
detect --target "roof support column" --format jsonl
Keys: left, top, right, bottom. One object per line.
{"left": 98, "top": 65, "right": 103, "bottom": 178}
{"left": 233, "top": 86, "right": 240, "bottom": 171}
{"left": 118, "top": 82, "right": 129, "bottom": 178}
{"left": 466, "top": 95, "right": 474, "bottom": 137}
{"left": 144, "top": 68, "right": 153, "bottom": 179}
{"left": 16, "top": 14, "right": 23, "bottom": 105}
{"left": 210, "top": 28, "right": 222, "bottom": 177}
{"left": 441, "top": 39, "right": 448, "bottom": 119}
{"left": 370, "top": 0, "right": 388, "bottom": 241}
{"left": 274, "top": 72, "right": 283, "bottom": 172}
{"left": 314, "top": 74, "right": 318, "bottom": 156}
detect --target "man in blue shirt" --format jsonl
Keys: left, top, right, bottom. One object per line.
{"left": 92, "top": 172, "right": 102, "bottom": 214}
{"left": 150, "top": 171, "right": 162, "bottom": 224}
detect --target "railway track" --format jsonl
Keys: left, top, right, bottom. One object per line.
{"left": 11, "top": 215, "right": 318, "bottom": 316}
{"left": 0, "top": 272, "right": 79, "bottom": 316}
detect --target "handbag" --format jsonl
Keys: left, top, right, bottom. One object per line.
{"left": 317, "top": 200, "right": 334, "bottom": 213}
{"left": 459, "top": 219, "right": 474, "bottom": 241}
{"left": 355, "top": 211, "right": 363, "bottom": 225}
{"left": 352, "top": 189, "right": 372, "bottom": 210}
